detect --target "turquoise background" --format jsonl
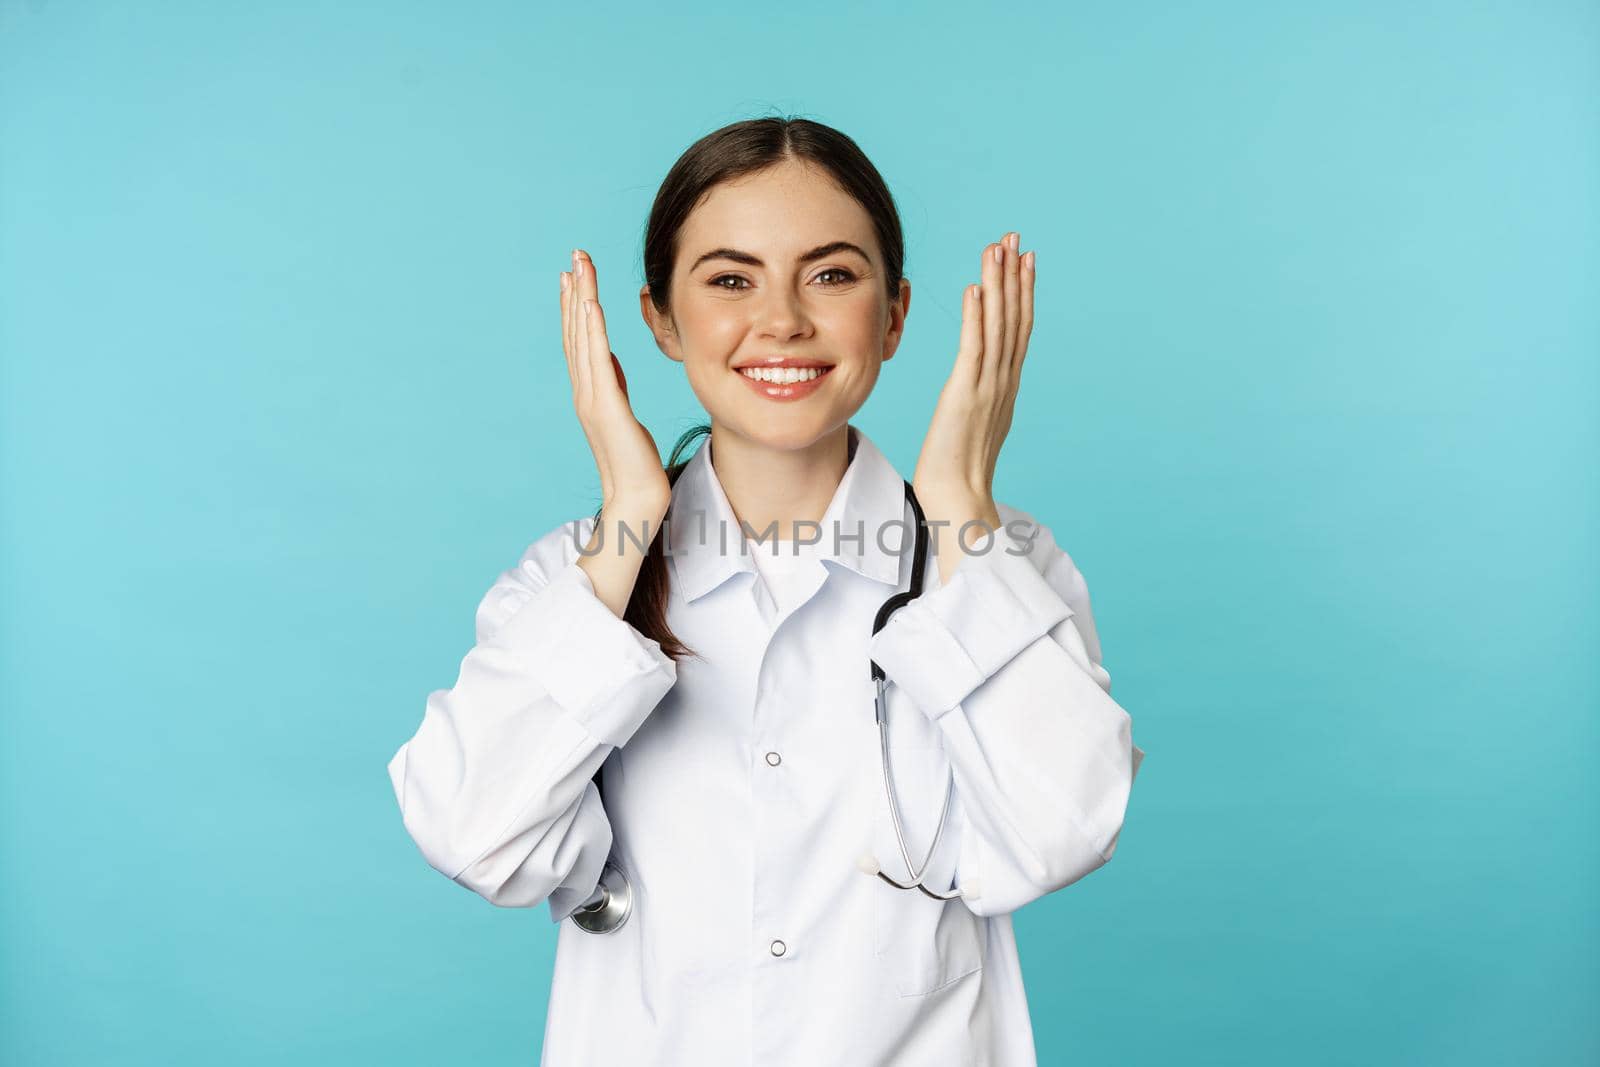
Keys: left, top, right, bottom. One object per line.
{"left": 2, "top": 1, "right": 1595, "bottom": 1063}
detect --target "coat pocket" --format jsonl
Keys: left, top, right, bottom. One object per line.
{"left": 868, "top": 738, "right": 984, "bottom": 996}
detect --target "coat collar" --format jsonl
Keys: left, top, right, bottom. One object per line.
{"left": 666, "top": 423, "right": 909, "bottom": 604}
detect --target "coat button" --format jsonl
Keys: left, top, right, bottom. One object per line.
{"left": 765, "top": 751, "right": 782, "bottom": 766}
{"left": 770, "top": 939, "right": 787, "bottom": 956}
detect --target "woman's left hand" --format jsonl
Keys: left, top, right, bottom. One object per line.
{"left": 911, "top": 230, "right": 1035, "bottom": 583}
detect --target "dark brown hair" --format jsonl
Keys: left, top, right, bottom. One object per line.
{"left": 596, "top": 115, "right": 906, "bottom": 664}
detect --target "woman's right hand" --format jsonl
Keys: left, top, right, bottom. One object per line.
{"left": 561, "top": 249, "right": 671, "bottom": 517}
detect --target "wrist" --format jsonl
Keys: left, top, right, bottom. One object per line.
{"left": 600, "top": 492, "right": 671, "bottom": 531}
{"left": 917, "top": 493, "right": 999, "bottom": 538}
{"left": 914, "top": 492, "right": 1000, "bottom": 586}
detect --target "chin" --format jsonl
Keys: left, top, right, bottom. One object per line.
{"left": 740, "top": 414, "right": 834, "bottom": 450}
{"left": 717, "top": 403, "right": 857, "bottom": 454}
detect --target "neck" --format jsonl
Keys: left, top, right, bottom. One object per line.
{"left": 707, "top": 423, "right": 854, "bottom": 542}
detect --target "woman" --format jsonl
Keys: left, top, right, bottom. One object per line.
{"left": 387, "top": 117, "right": 1145, "bottom": 1065}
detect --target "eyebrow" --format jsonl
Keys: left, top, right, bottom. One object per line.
{"left": 688, "top": 240, "right": 872, "bottom": 273}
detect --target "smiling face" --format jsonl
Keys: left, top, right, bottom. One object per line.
{"left": 640, "top": 157, "right": 911, "bottom": 452}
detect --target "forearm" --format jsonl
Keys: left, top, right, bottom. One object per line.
{"left": 577, "top": 495, "right": 669, "bottom": 618}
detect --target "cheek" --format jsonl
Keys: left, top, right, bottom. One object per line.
{"left": 834, "top": 359, "right": 884, "bottom": 399}
{"left": 816, "top": 298, "right": 887, "bottom": 348}
{"left": 674, "top": 298, "right": 744, "bottom": 349}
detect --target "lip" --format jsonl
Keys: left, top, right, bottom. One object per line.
{"left": 731, "top": 358, "right": 835, "bottom": 370}
{"left": 734, "top": 362, "right": 835, "bottom": 402}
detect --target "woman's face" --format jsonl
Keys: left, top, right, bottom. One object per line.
{"left": 641, "top": 157, "right": 911, "bottom": 451}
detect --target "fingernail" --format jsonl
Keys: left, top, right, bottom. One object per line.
{"left": 993, "top": 245, "right": 1003, "bottom": 265}
{"left": 1024, "top": 251, "right": 1035, "bottom": 271}
{"left": 560, "top": 271, "right": 569, "bottom": 291}
{"left": 1011, "top": 232, "right": 1021, "bottom": 249}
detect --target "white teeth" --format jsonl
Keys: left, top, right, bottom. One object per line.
{"left": 739, "top": 366, "right": 827, "bottom": 384}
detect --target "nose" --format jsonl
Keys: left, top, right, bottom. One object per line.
{"left": 754, "top": 284, "right": 813, "bottom": 342}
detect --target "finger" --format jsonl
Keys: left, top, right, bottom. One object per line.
{"left": 952, "top": 282, "right": 983, "bottom": 388}
{"left": 566, "top": 255, "right": 582, "bottom": 394}
{"left": 575, "top": 248, "right": 598, "bottom": 302}
{"left": 1017, "top": 249, "right": 1035, "bottom": 374}
{"left": 1001, "top": 232, "right": 1021, "bottom": 377}
{"left": 981, "top": 241, "right": 1004, "bottom": 386}
{"left": 566, "top": 271, "right": 585, "bottom": 388}
{"left": 571, "top": 251, "right": 592, "bottom": 398}
{"left": 612, "top": 351, "right": 630, "bottom": 399}
{"left": 576, "top": 249, "right": 604, "bottom": 394}
{"left": 582, "top": 298, "right": 621, "bottom": 405}
{"left": 565, "top": 253, "right": 578, "bottom": 363}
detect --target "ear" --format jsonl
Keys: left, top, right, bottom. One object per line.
{"left": 640, "top": 285, "right": 685, "bottom": 364}
{"left": 880, "top": 276, "right": 912, "bottom": 364}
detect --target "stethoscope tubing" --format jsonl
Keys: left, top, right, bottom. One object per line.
{"left": 867, "top": 480, "right": 961, "bottom": 900}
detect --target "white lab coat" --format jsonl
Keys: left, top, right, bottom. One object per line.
{"left": 387, "top": 423, "right": 1145, "bottom": 1065}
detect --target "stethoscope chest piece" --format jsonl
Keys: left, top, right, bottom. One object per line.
{"left": 570, "top": 859, "right": 633, "bottom": 934}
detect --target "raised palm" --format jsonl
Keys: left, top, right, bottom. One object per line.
{"left": 561, "top": 249, "right": 670, "bottom": 512}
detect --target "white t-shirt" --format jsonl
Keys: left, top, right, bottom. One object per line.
{"left": 746, "top": 430, "right": 862, "bottom": 622}
{"left": 749, "top": 538, "right": 822, "bottom": 621}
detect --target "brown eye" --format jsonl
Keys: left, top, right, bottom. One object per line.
{"left": 710, "top": 274, "right": 749, "bottom": 290}
{"left": 816, "top": 269, "right": 856, "bottom": 287}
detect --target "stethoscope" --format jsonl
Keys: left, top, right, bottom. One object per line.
{"left": 571, "top": 479, "right": 960, "bottom": 935}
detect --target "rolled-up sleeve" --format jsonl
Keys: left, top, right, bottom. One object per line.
{"left": 483, "top": 558, "right": 677, "bottom": 748}
{"left": 386, "top": 518, "right": 678, "bottom": 918}
{"left": 867, "top": 509, "right": 1145, "bottom": 917}
{"left": 868, "top": 536, "right": 1078, "bottom": 718}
